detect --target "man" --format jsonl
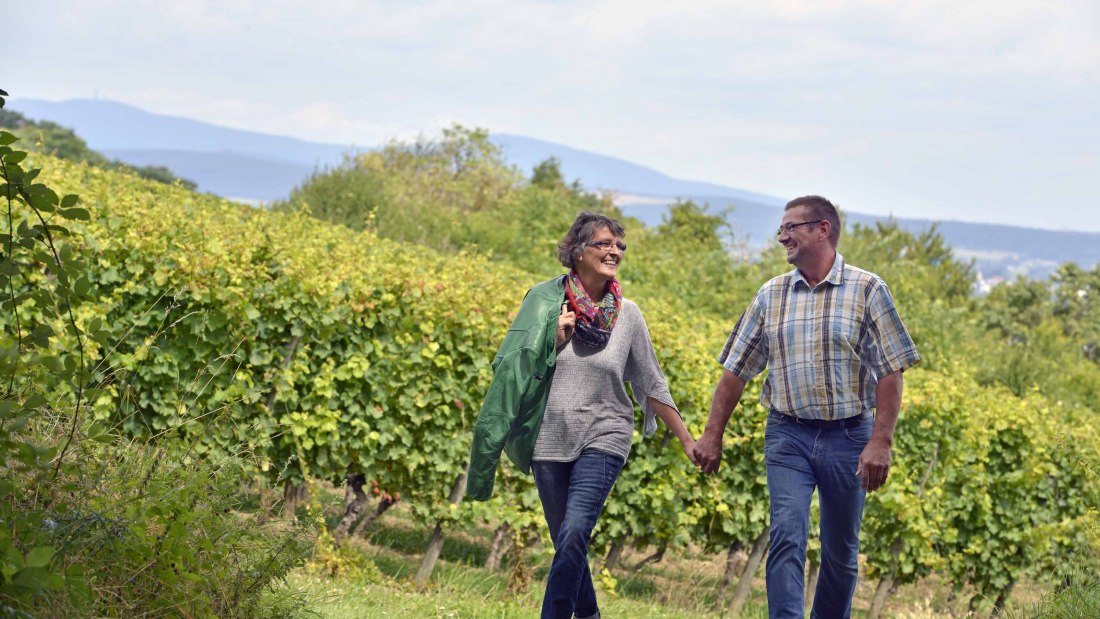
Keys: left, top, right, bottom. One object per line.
{"left": 693, "top": 195, "right": 920, "bottom": 619}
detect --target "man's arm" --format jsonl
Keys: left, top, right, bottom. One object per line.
{"left": 692, "top": 370, "right": 747, "bottom": 474}
{"left": 857, "top": 370, "right": 903, "bottom": 492}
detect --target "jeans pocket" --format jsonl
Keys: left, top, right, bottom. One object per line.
{"left": 844, "top": 418, "right": 874, "bottom": 443}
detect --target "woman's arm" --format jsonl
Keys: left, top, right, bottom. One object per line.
{"left": 649, "top": 397, "right": 698, "bottom": 465}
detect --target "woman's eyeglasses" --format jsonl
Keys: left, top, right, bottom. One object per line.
{"left": 585, "top": 240, "right": 627, "bottom": 253}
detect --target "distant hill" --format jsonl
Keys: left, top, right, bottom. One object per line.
{"left": 491, "top": 134, "right": 783, "bottom": 206}
{"left": 12, "top": 98, "right": 353, "bottom": 166}
{"left": 11, "top": 97, "right": 1098, "bottom": 280}
{"left": 101, "top": 149, "right": 316, "bottom": 203}
{"left": 620, "top": 196, "right": 1094, "bottom": 281}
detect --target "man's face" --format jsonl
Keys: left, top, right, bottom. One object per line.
{"left": 777, "top": 206, "right": 821, "bottom": 266}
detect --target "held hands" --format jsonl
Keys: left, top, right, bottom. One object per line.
{"left": 556, "top": 303, "right": 575, "bottom": 347}
{"left": 681, "top": 438, "right": 700, "bottom": 467}
{"left": 856, "top": 439, "right": 892, "bottom": 492}
{"left": 692, "top": 431, "right": 723, "bottom": 475}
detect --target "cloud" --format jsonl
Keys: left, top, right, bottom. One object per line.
{"left": 6, "top": 0, "right": 1100, "bottom": 230}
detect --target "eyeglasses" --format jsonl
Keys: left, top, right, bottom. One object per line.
{"left": 585, "top": 240, "right": 627, "bottom": 253}
{"left": 776, "top": 220, "right": 823, "bottom": 237}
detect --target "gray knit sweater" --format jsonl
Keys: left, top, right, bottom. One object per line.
{"left": 532, "top": 298, "right": 679, "bottom": 463}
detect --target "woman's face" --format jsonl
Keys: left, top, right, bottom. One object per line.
{"left": 576, "top": 225, "right": 624, "bottom": 281}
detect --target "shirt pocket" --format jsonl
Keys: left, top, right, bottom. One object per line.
{"left": 829, "top": 315, "right": 860, "bottom": 354}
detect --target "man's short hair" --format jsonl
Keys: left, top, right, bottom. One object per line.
{"left": 785, "top": 195, "right": 841, "bottom": 246}
{"left": 557, "top": 211, "right": 626, "bottom": 268}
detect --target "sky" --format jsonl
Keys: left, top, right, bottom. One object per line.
{"left": 6, "top": 0, "right": 1100, "bottom": 232}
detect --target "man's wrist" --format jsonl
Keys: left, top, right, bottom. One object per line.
{"left": 703, "top": 422, "right": 725, "bottom": 434}
{"left": 868, "top": 434, "right": 894, "bottom": 448}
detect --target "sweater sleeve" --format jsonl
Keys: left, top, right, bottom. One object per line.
{"left": 623, "top": 301, "right": 679, "bottom": 437}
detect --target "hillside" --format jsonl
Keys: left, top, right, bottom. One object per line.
{"left": 11, "top": 97, "right": 1099, "bottom": 279}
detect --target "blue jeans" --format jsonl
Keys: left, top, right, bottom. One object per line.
{"left": 764, "top": 411, "right": 873, "bottom": 619}
{"left": 532, "top": 450, "right": 625, "bottom": 619}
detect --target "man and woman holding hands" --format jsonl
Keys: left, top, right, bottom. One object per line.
{"left": 468, "top": 195, "right": 921, "bottom": 619}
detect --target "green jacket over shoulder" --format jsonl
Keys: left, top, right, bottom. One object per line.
{"left": 466, "top": 275, "right": 566, "bottom": 501}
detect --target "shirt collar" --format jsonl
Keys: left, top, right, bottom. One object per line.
{"left": 792, "top": 252, "right": 845, "bottom": 289}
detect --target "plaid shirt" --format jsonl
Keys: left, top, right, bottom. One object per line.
{"left": 718, "top": 253, "right": 920, "bottom": 421}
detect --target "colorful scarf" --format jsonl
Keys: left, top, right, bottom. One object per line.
{"left": 565, "top": 270, "right": 622, "bottom": 349}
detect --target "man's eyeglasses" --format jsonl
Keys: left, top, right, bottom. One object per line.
{"left": 776, "top": 220, "right": 823, "bottom": 237}
{"left": 586, "top": 240, "right": 627, "bottom": 253}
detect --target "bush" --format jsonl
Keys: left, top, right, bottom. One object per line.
{"left": 1, "top": 418, "right": 315, "bottom": 617}
{"left": 1, "top": 97, "right": 312, "bottom": 616}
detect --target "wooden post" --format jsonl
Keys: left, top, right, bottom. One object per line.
{"left": 283, "top": 481, "right": 301, "bottom": 521}
{"left": 333, "top": 473, "right": 369, "bottom": 541}
{"left": 485, "top": 522, "right": 512, "bottom": 571}
{"left": 604, "top": 539, "right": 625, "bottom": 571}
{"left": 729, "top": 530, "right": 769, "bottom": 616}
{"left": 351, "top": 493, "right": 397, "bottom": 537}
{"left": 714, "top": 540, "right": 744, "bottom": 612}
{"left": 631, "top": 540, "right": 667, "bottom": 572}
{"left": 415, "top": 468, "right": 468, "bottom": 588}
{"left": 866, "top": 574, "right": 894, "bottom": 619}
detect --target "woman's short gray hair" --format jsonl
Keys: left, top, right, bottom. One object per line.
{"left": 557, "top": 212, "right": 626, "bottom": 269}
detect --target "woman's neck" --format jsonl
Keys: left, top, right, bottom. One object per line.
{"left": 578, "top": 272, "right": 609, "bottom": 301}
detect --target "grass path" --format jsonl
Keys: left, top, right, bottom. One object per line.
{"left": 280, "top": 489, "right": 1055, "bottom": 619}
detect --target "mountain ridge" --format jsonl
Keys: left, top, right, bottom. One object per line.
{"left": 10, "top": 97, "right": 1097, "bottom": 280}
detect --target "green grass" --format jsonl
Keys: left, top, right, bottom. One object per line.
{"left": 285, "top": 568, "right": 769, "bottom": 619}
{"left": 282, "top": 487, "right": 1071, "bottom": 619}
{"left": 1013, "top": 576, "right": 1100, "bottom": 619}
{"left": 286, "top": 488, "right": 770, "bottom": 618}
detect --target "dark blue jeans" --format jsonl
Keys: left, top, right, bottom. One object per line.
{"left": 532, "top": 449, "right": 625, "bottom": 619}
{"left": 764, "top": 411, "right": 873, "bottom": 619}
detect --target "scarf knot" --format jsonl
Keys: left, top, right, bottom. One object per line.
{"left": 565, "top": 271, "right": 622, "bottom": 349}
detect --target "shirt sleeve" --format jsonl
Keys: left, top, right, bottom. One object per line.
{"left": 861, "top": 281, "right": 921, "bottom": 377}
{"left": 624, "top": 303, "right": 679, "bottom": 437}
{"left": 718, "top": 291, "right": 769, "bottom": 381}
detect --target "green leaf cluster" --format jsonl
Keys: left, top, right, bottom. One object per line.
{"left": 1, "top": 89, "right": 311, "bottom": 617}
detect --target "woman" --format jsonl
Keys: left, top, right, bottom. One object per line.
{"left": 469, "top": 211, "right": 697, "bottom": 619}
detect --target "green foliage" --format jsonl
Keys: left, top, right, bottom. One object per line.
{"left": 0, "top": 90, "right": 310, "bottom": 617}
{"left": 278, "top": 125, "right": 520, "bottom": 248}
{"left": 12, "top": 151, "right": 531, "bottom": 528}
{"left": 278, "top": 127, "right": 618, "bottom": 280}
{"left": 624, "top": 200, "right": 761, "bottom": 318}
{"left": 1051, "top": 262, "right": 1100, "bottom": 364}
{"left": 530, "top": 157, "right": 567, "bottom": 190}
{"left": 2, "top": 428, "right": 314, "bottom": 617}
{"left": 970, "top": 265, "right": 1100, "bottom": 407}
{"left": 1023, "top": 507, "right": 1100, "bottom": 619}
{"left": 2, "top": 88, "right": 95, "bottom": 610}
